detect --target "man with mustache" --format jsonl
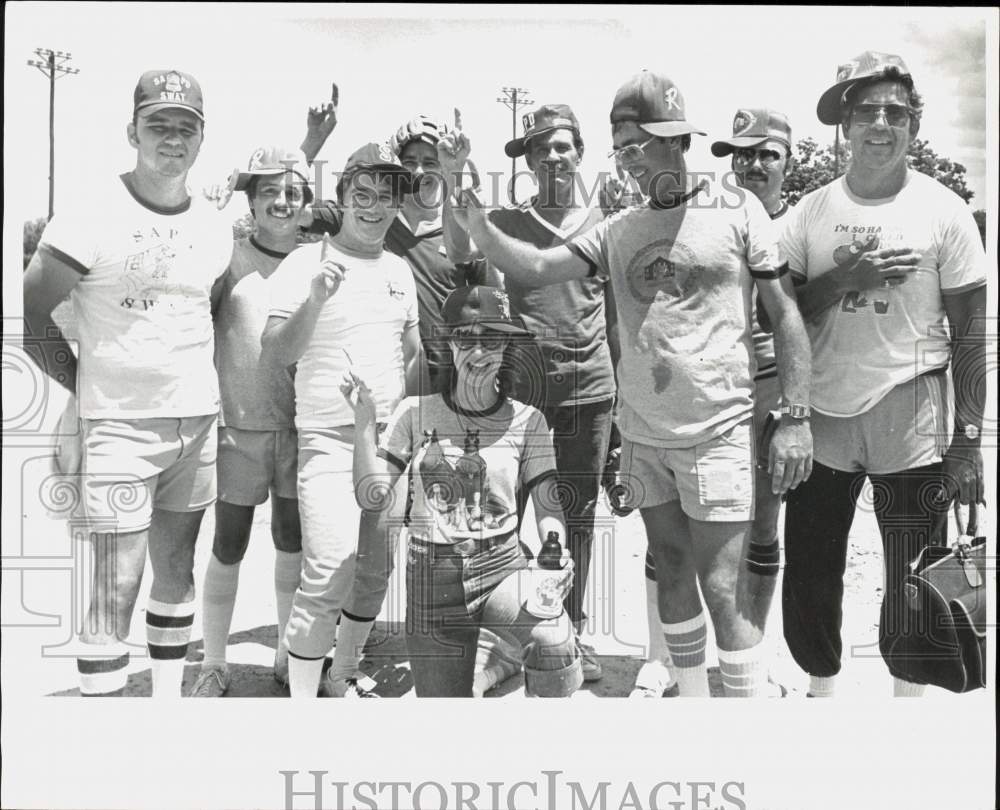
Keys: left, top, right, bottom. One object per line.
{"left": 779, "top": 52, "right": 987, "bottom": 697}
{"left": 454, "top": 72, "right": 814, "bottom": 697}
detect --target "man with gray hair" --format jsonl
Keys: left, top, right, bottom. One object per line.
{"left": 780, "top": 51, "right": 987, "bottom": 697}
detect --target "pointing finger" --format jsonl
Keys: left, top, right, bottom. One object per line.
{"left": 331, "top": 82, "right": 339, "bottom": 106}
{"left": 454, "top": 107, "right": 463, "bottom": 131}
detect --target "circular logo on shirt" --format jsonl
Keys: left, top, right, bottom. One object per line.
{"left": 625, "top": 238, "right": 704, "bottom": 303}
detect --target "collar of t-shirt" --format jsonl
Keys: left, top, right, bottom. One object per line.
{"left": 396, "top": 211, "right": 442, "bottom": 236}
{"left": 526, "top": 200, "right": 595, "bottom": 240}
{"left": 769, "top": 199, "right": 789, "bottom": 221}
{"left": 249, "top": 235, "right": 291, "bottom": 259}
{"left": 646, "top": 178, "right": 710, "bottom": 211}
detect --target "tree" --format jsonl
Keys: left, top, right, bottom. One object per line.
{"left": 783, "top": 136, "right": 976, "bottom": 207}
{"left": 972, "top": 209, "right": 986, "bottom": 247}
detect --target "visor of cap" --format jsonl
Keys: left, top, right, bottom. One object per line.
{"left": 134, "top": 100, "right": 205, "bottom": 121}
{"left": 638, "top": 121, "right": 707, "bottom": 138}
{"left": 816, "top": 51, "right": 911, "bottom": 125}
{"left": 710, "top": 135, "right": 771, "bottom": 157}
{"left": 235, "top": 147, "right": 311, "bottom": 191}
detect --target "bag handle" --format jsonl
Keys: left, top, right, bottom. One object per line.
{"left": 952, "top": 501, "right": 985, "bottom": 588}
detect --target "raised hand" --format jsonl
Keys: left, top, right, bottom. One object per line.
{"left": 302, "top": 83, "right": 339, "bottom": 163}
{"left": 203, "top": 168, "right": 241, "bottom": 211}
{"left": 436, "top": 107, "right": 472, "bottom": 181}
{"left": 310, "top": 234, "right": 348, "bottom": 303}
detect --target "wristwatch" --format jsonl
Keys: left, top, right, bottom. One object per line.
{"left": 780, "top": 404, "right": 811, "bottom": 420}
{"left": 958, "top": 423, "right": 980, "bottom": 441}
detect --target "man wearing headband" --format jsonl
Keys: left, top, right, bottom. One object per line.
{"left": 456, "top": 71, "right": 813, "bottom": 698}
{"left": 780, "top": 51, "right": 987, "bottom": 698}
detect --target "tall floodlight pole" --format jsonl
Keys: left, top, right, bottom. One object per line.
{"left": 496, "top": 86, "right": 533, "bottom": 204}
{"left": 27, "top": 48, "right": 79, "bottom": 221}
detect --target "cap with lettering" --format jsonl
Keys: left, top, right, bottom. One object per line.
{"left": 133, "top": 69, "right": 204, "bottom": 120}
{"left": 816, "top": 51, "right": 911, "bottom": 125}
{"left": 235, "top": 146, "right": 311, "bottom": 192}
{"left": 504, "top": 104, "right": 581, "bottom": 158}
{"left": 341, "top": 142, "right": 416, "bottom": 193}
{"left": 609, "top": 71, "right": 706, "bottom": 138}
{"left": 711, "top": 109, "right": 792, "bottom": 157}
{"left": 441, "top": 285, "right": 532, "bottom": 336}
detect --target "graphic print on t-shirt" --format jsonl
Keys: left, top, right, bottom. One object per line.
{"left": 416, "top": 427, "right": 502, "bottom": 534}
{"left": 830, "top": 223, "right": 906, "bottom": 316}
{"left": 625, "top": 238, "right": 706, "bottom": 304}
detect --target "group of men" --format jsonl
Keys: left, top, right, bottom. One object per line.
{"left": 22, "top": 48, "right": 986, "bottom": 699}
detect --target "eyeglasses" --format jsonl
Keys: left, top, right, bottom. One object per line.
{"left": 732, "top": 148, "right": 784, "bottom": 167}
{"left": 451, "top": 329, "right": 508, "bottom": 351}
{"left": 851, "top": 104, "right": 913, "bottom": 127}
{"left": 608, "top": 136, "right": 656, "bottom": 164}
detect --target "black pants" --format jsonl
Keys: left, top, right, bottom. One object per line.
{"left": 782, "top": 461, "right": 949, "bottom": 681}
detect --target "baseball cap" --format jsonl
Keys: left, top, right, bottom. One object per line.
{"left": 504, "top": 104, "right": 581, "bottom": 158}
{"left": 133, "top": 69, "right": 204, "bottom": 120}
{"left": 609, "top": 71, "right": 706, "bottom": 138}
{"left": 341, "top": 142, "right": 416, "bottom": 192}
{"left": 816, "top": 51, "right": 912, "bottom": 125}
{"left": 711, "top": 109, "right": 792, "bottom": 157}
{"left": 235, "top": 146, "right": 311, "bottom": 192}
{"left": 441, "top": 286, "right": 532, "bottom": 337}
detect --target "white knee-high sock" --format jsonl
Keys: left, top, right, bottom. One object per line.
{"left": 146, "top": 598, "right": 195, "bottom": 698}
{"left": 808, "top": 674, "right": 836, "bottom": 697}
{"left": 892, "top": 677, "right": 925, "bottom": 698}
{"left": 717, "top": 641, "right": 767, "bottom": 697}
{"left": 77, "top": 641, "right": 132, "bottom": 696}
{"left": 662, "top": 613, "right": 709, "bottom": 697}
{"left": 201, "top": 555, "right": 240, "bottom": 669}
{"left": 287, "top": 653, "right": 325, "bottom": 699}
{"left": 329, "top": 613, "right": 374, "bottom": 682}
{"left": 273, "top": 550, "right": 302, "bottom": 666}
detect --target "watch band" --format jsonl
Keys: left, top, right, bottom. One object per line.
{"left": 780, "top": 404, "right": 811, "bottom": 420}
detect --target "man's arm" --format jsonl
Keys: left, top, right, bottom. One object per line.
{"left": 794, "top": 246, "right": 921, "bottom": 324}
{"left": 261, "top": 238, "right": 346, "bottom": 366}
{"left": 941, "top": 284, "right": 987, "bottom": 505}
{"left": 456, "top": 190, "right": 591, "bottom": 287}
{"left": 756, "top": 273, "right": 814, "bottom": 494}
{"left": 401, "top": 321, "right": 426, "bottom": 397}
{"left": 23, "top": 249, "right": 84, "bottom": 394}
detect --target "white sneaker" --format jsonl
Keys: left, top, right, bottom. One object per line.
{"left": 319, "top": 671, "right": 380, "bottom": 698}
{"left": 629, "top": 660, "right": 675, "bottom": 698}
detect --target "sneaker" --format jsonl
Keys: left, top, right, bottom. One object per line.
{"left": 629, "top": 660, "right": 676, "bottom": 698}
{"left": 188, "top": 664, "right": 230, "bottom": 697}
{"left": 577, "top": 640, "right": 603, "bottom": 682}
{"left": 319, "top": 671, "right": 380, "bottom": 698}
{"left": 473, "top": 655, "right": 522, "bottom": 697}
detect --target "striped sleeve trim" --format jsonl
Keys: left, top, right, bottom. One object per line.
{"left": 146, "top": 643, "right": 189, "bottom": 661}
{"left": 566, "top": 243, "right": 600, "bottom": 278}
{"left": 376, "top": 448, "right": 407, "bottom": 473}
{"left": 523, "top": 468, "right": 558, "bottom": 493}
{"left": 39, "top": 243, "right": 89, "bottom": 275}
{"left": 749, "top": 261, "right": 789, "bottom": 280}
{"left": 941, "top": 279, "right": 987, "bottom": 297}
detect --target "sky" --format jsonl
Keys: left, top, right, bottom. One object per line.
{"left": 3, "top": 3, "right": 997, "bottom": 226}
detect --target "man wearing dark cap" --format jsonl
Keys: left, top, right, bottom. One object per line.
{"left": 261, "top": 143, "right": 422, "bottom": 698}
{"left": 780, "top": 51, "right": 987, "bottom": 697}
{"left": 455, "top": 71, "right": 813, "bottom": 697}
{"left": 23, "top": 69, "right": 234, "bottom": 697}
{"left": 442, "top": 103, "right": 616, "bottom": 690}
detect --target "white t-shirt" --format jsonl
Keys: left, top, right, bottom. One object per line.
{"left": 268, "top": 240, "right": 418, "bottom": 429}
{"left": 38, "top": 173, "right": 233, "bottom": 419}
{"left": 569, "top": 187, "right": 784, "bottom": 448}
{"left": 781, "top": 171, "right": 988, "bottom": 417}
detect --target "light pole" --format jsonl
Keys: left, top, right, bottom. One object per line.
{"left": 27, "top": 48, "right": 79, "bottom": 221}
{"left": 496, "top": 86, "right": 533, "bottom": 204}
